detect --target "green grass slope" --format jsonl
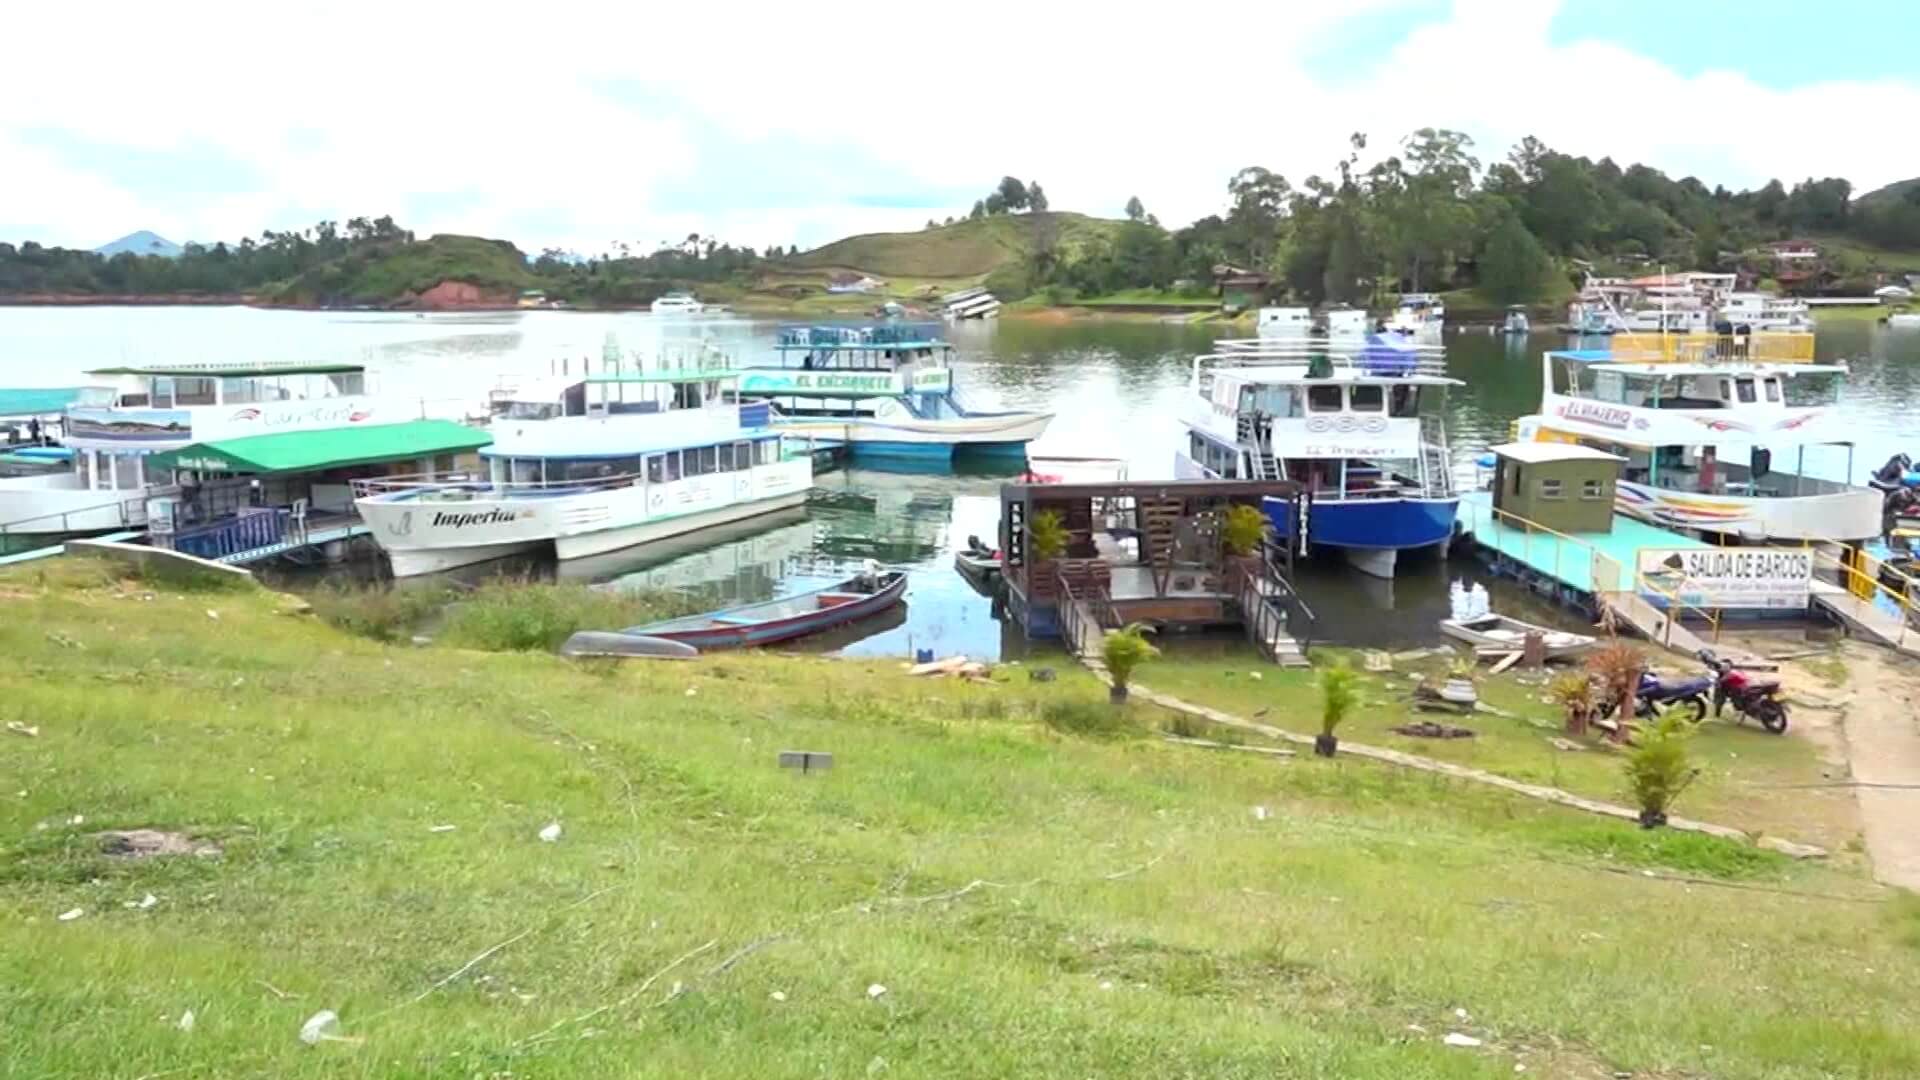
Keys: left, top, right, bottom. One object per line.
{"left": 1855, "top": 177, "right": 1920, "bottom": 210}
{"left": 266, "top": 234, "right": 536, "bottom": 306}
{"left": 2, "top": 560, "right": 1917, "bottom": 1078}
{"left": 789, "top": 213, "right": 1124, "bottom": 282}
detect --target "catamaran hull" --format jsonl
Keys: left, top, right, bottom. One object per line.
{"left": 1282, "top": 497, "right": 1459, "bottom": 580}
{"left": 376, "top": 491, "right": 811, "bottom": 577}
{"left": 774, "top": 412, "right": 1051, "bottom": 462}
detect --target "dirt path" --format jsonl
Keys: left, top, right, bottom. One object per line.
{"left": 1830, "top": 644, "right": 1920, "bottom": 891}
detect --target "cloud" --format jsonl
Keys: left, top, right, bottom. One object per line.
{"left": 1, "top": 0, "right": 1914, "bottom": 253}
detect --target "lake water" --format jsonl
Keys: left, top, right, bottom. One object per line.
{"left": 6, "top": 306, "right": 1918, "bottom": 658}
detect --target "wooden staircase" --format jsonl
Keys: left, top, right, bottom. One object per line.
{"left": 1234, "top": 555, "right": 1313, "bottom": 668}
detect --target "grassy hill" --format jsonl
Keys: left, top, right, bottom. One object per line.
{"left": 265, "top": 234, "right": 537, "bottom": 306}
{"left": 788, "top": 212, "right": 1125, "bottom": 283}
{"left": 4, "top": 558, "right": 1917, "bottom": 1077}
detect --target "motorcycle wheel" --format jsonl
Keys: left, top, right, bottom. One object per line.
{"left": 1759, "top": 700, "right": 1790, "bottom": 734}
{"left": 1683, "top": 695, "right": 1708, "bottom": 723}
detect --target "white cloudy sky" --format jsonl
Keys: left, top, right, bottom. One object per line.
{"left": 2, "top": 0, "right": 1914, "bottom": 254}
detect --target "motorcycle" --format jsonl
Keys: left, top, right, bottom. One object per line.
{"left": 1597, "top": 669, "right": 1713, "bottom": 721}
{"left": 1698, "top": 650, "right": 1790, "bottom": 734}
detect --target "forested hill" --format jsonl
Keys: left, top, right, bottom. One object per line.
{"left": 1, "top": 143, "right": 1916, "bottom": 310}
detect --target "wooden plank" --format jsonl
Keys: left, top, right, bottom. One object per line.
{"left": 1487, "top": 651, "right": 1523, "bottom": 674}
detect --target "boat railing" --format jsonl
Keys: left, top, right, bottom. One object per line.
{"left": 0, "top": 490, "right": 159, "bottom": 538}
{"left": 1198, "top": 343, "right": 1451, "bottom": 383}
{"left": 1809, "top": 546, "right": 1920, "bottom": 647}
{"left": 1580, "top": 331, "right": 1817, "bottom": 365}
{"left": 350, "top": 470, "right": 646, "bottom": 498}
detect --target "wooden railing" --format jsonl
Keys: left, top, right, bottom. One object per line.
{"left": 1055, "top": 566, "right": 1114, "bottom": 659}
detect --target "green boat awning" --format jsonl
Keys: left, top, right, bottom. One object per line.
{"left": 149, "top": 420, "right": 492, "bottom": 475}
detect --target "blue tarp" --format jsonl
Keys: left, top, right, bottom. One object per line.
{"left": 0, "top": 387, "right": 90, "bottom": 419}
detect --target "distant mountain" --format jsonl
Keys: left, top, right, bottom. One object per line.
{"left": 791, "top": 212, "right": 1123, "bottom": 280}
{"left": 95, "top": 231, "right": 183, "bottom": 259}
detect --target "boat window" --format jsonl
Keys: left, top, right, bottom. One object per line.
{"left": 1388, "top": 385, "right": 1421, "bottom": 417}
{"left": 1348, "top": 385, "right": 1383, "bottom": 412}
{"left": 1718, "top": 379, "right": 1732, "bottom": 401}
{"left": 150, "top": 378, "right": 174, "bottom": 409}
{"left": 1782, "top": 372, "right": 1841, "bottom": 407}
{"left": 111, "top": 453, "right": 140, "bottom": 490}
{"left": 756, "top": 439, "right": 779, "bottom": 466}
{"left": 175, "top": 377, "right": 216, "bottom": 406}
{"left": 1539, "top": 478, "right": 1564, "bottom": 500}
{"left": 76, "top": 451, "right": 93, "bottom": 488}
{"left": 221, "top": 377, "right": 261, "bottom": 404}
{"left": 510, "top": 458, "right": 541, "bottom": 485}
{"left": 1764, "top": 378, "right": 1781, "bottom": 402}
{"left": 661, "top": 451, "right": 682, "bottom": 482}
{"left": 686, "top": 446, "right": 718, "bottom": 477}
{"left": 1307, "top": 385, "right": 1343, "bottom": 412}
{"left": 716, "top": 443, "right": 734, "bottom": 472}
{"left": 647, "top": 455, "right": 665, "bottom": 484}
{"left": 1190, "top": 433, "right": 1206, "bottom": 461}
{"left": 1581, "top": 479, "right": 1605, "bottom": 501}
{"left": 329, "top": 372, "right": 367, "bottom": 396}
{"left": 734, "top": 442, "right": 753, "bottom": 470}
{"left": 1735, "top": 378, "right": 1757, "bottom": 403}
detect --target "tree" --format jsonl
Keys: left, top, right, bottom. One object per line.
{"left": 1028, "top": 182, "right": 1048, "bottom": 212}
{"left": 995, "top": 176, "right": 1030, "bottom": 212}
{"left": 1225, "top": 166, "right": 1292, "bottom": 269}
{"left": 1478, "top": 213, "right": 1555, "bottom": 304}
{"left": 984, "top": 192, "right": 1009, "bottom": 215}
{"left": 1124, "top": 196, "right": 1145, "bottom": 222}
{"left": 970, "top": 200, "right": 986, "bottom": 220}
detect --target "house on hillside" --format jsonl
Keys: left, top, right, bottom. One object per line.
{"left": 825, "top": 272, "right": 886, "bottom": 295}
{"left": 1767, "top": 240, "right": 1821, "bottom": 263}
{"left": 1212, "top": 264, "right": 1271, "bottom": 313}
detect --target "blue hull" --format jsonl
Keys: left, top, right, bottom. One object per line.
{"left": 1265, "top": 496, "right": 1458, "bottom": 552}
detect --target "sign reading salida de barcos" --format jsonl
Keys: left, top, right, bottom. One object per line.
{"left": 1635, "top": 547, "right": 1812, "bottom": 609}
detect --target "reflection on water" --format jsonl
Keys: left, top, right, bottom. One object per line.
{"left": 6, "top": 306, "right": 1919, "bottom": 658}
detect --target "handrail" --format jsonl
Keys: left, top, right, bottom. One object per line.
{"left": 1464, "top": 499, "right": 1626, "bottom": 594}
{"left": 351, "top": 470, "right": 647, "bottom": 497}
{"left": 0, "top": 491, "right": 156, "bottom": 536}
{"left": 1810, "top": 547, "right": 1920, "bottom": 649}
{"left": 1633, "top": 570, "right": 1723, "bottom": 646}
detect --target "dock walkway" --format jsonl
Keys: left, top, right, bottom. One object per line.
{"left": 1810, "top": 581, "right": 1920, "bottom": 658}
{"left": 1457, "top": 491, "right": 1704, "bottom": 593}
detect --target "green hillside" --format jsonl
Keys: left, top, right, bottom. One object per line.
{"left": 1856, "top": 177, "right": 1920, "bottom": 209}
{"left": 790, "top": 213, "right": 1125, "bottom": 281}
{"left": 265, "top": 234, "right": 537, "bottom": 306}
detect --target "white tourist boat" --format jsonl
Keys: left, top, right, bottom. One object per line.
{"left": 353, "top": 367, "right": 811, "bottom": 577}
{"left": 1384, "top": 293, "right": 1445, "bottom": 337}
{"left": 1177, "top": 334, "right": 1461, "bottom": 578}
{"left": 0, "top": 362, "right": 399, "bottom": 537}
{"left": 1502, "top": 306, "right": 1531, "bottom": 335}
{"left": 737, "top": 323, "right": 1051, "bottom": 465}
{"left": 1514, "top": 336, "right": 1880, "bottom": 541}
{"left": 650, "top": 292, "right": 707, "bottom": 315}
{"left": 1256, "top": 306, "right": 1312, "bottom": 338}
{"left": 1717, "top": 292, "right": 1815, "bottom": 333}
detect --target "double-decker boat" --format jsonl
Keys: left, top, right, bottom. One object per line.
{"left": 1177, "top": 335, "right": 1460, "bottom": 578}
{"left": 353, "top": 367, "right": 811, "bottom": 577}
{"left": 735, "top": 323, "right": 1051, "bottom": 466}
{"left": 1513, "top": 334, "right": 1878, "bottom": 540}
{"left": 0, "top": 362, "right": 393, "bottom": 537}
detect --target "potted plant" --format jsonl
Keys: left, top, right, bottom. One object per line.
{"left": 1101, "top": 622, "right": 1159, "bottom": 705}
{"left": 1624, "top": 713, "right": 1699, "bottom": 828}
{"left": 1028, "top": 508, "right": 1069, "bottom": 561}
{"left": 1220, "top": 503, "right": 1269, "bottom": 573}
{"left": 1316, "top": 660, "right": 1357, "bottom": 757}
{"left": 1549, "top": 671, "right": 1598, "bottom": 737}
{"left": 1439, "top": 654, "right": 1478, "bottom": 706}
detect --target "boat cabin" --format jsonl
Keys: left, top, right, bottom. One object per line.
{"left": 86, "top": 362, "right": 368, "bottom": 410}
{"left": 1489, "top": 442, "right": 1623, "bottom": 534}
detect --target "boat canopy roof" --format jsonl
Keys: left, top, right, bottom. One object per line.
{"left": 0, "top": 386, "right": 111, "bottom": 418}
{"left": 149, "top": 419, "right": 490, "bottom": 475}
{"left": 1212, "top": 364, "right": 1460, "bottom": 387}
{"left": 1550, "top": 350, "right": 1845, "bottom": 377}
{"left": 584, "top": 369, "right": 739, "bottom": 384}
{"left": 86, "top": 362, "right": 365, "bottom": 378}
{"left": 483, "top": 405, "right": 773, "bottom": 460}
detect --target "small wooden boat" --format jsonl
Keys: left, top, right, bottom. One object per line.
{"left": 1439, "top": 612, "right": 1595, "bottom": 660}
{"left": 624, "top": 569, "right": 908, "bottom": 649}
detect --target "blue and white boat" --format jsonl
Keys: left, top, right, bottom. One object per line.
{"left": 1177, "top": 335, "right": 1461, "bottom": 578}
{"left": 736, "top": 324, "right": 1051, "bottom": 467}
